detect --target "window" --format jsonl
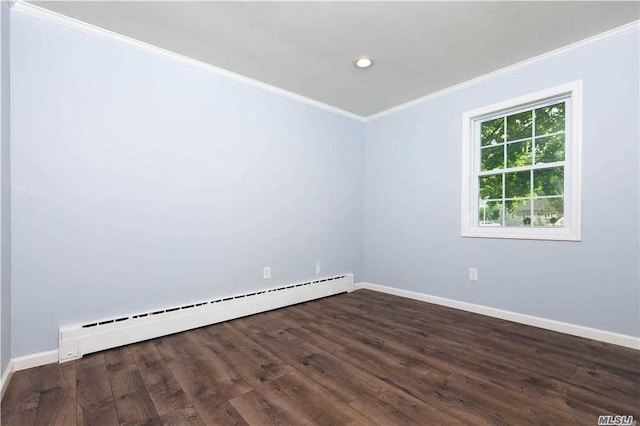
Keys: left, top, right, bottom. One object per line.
{"left": 461, "top": 82, "right": 582, "bottom": 241}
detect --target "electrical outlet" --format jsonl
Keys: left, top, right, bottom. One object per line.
{"left": 468, "top": 268, "right": 478, "bottom": 281}
{"left": 263, "top": 266, "right": 271, "bottom": 280}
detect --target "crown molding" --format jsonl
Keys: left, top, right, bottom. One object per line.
{"left": 11, "top": 1, "right": 366, "bottom": 122}
{"left": 9, "top": 2, "right": 639, "bottom": 124}
{"left": 365, "top": 20, "right": 640, "bottom": 121}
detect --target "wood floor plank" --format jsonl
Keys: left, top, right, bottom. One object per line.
{"left": 76, "top": 354, "right": 119, "bottom": 426}
{"left": 2, "top": 289, "right": 639, "bottom": 425}
{"left": 153, "top": 335, "right": 191, "bottom": 365}
{"left": 184, "top": 350, "right": 254, "bottom": 400}
{"left": 308, "top": 298, "right": 565, "bottom": 399}
{"left": 316, "top": 294, "right": 584, "bottom": 398}
{"left": 158, "top": 407, "right": 206, "bottom": 425}
{"left": 199, "top": 325, "right": 288, "bottom": 384}
{"left": 235, "top": 328, "right": 378, "bottom": 403}
{"left": 105, "top": 347, "right": 159, "bottom": 424}
{"left": 252, "top": 370, "right": 369, "bottom": 425}
{"left": 232, "top": 312, "right": 506, "bottom": 425}
{"left": 1, "top": 365, "right": 52, "bottom": 425}
{"left": 567, "top": 383, "right": 640, "bottom": 417}
{"left": 33, "top": 363, "right": 76, "bottom": 426}
{"left": 167, "top": 356, "right": 249, "bottom": 425}
{"left": 538, "top": 388, "right": 617, "bottom": 423}
{"left": 348, "top": 391, "right": 419, "bottom": 426}
{"left": 129, "top": 342, "right": 195, "bottom": 417}
{"left": 210, "top": 322, "right": 290, "bottom": 377}
{"left": 229, "top": 390, "right": 304, "bottom": 426}
{"left": 228, "top": 320, "right": 378, "bottom": 423}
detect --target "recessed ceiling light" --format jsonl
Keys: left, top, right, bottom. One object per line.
{"left": 354, "top": 57, "right": 374, "bottom": 69}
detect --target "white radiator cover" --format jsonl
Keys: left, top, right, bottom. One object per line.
{"left": 59, "top": 274, "right": 354, "bottom": 362}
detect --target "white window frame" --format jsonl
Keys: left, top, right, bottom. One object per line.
{"left": 461, "top": 81, "right": 582, "bottom": 241}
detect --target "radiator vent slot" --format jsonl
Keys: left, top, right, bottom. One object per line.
{"left": 79, "top": 275, "right": 348, "bottom": 330}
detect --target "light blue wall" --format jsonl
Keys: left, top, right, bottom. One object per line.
{"left": 1, "top": 0, "right": 11, "bottom": 377}
{"left": 363, "top": 30, "right": 640, "bottom": 337}
{"left": 8, "top": 8, "right": 639, "bottom": 358}
{"left": 10, "top": 11, "right": 364, "bottom": 356}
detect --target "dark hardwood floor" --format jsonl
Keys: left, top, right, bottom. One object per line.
{"left": 2, "top": 289, "right": 639, "bottom": 425}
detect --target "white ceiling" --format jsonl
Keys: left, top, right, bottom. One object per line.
{"left": 30, "top": 1, "right": 639, "bottom": 117}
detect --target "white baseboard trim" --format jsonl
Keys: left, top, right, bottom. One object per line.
{"left": 1, "top": 359, "right": 15, "bottom": 399}
{"left": 354, "top": 282, "right": 640, "bottom": 350}
{"left": 12, "top": 349, "right": 59, "bottom": 372}
{"left": 0, "top": 350, "right": 59, "bottom": 397}
{"left": 2, "top": 281, "right": 635, "bottom": 396}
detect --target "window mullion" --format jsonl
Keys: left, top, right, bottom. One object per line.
{"left": 502, "top": 117, "right": 507, "bottom": 226}
{"left": 530, "top": 109, "right": 536, "bottom": 227}
{"left": 478, "top": 161, "right": 565, "bottom": 176}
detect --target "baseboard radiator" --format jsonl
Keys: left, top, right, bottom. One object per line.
{"left": 59, "top": 273, "right": 354, "bottom": 362}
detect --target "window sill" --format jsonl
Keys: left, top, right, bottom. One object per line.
{"left": 461, "top": 227, "right": 581, "bottom": 241}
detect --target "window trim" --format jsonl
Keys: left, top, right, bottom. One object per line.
{"left": 461, "top": 81, "right": 582, "bottom": 241}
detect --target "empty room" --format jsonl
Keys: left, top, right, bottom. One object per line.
{"left": 0, "top": 1, "right": 639, "bottom": 424}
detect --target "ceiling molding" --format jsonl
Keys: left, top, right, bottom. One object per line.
{"left": 365, "top": 19, "right": 640, "bottom": 122}
{"left": 11, "top": 0, "right": 366, "bottom": 122}
{"left": 11, "top": 1, "right": 639, "bottom": 123}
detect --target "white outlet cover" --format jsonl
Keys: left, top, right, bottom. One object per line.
{"left": 263, "top": 267, "right": 271, "bottom": 279}
{"left": 469, "top": 268, "right": 478, "bottom": 281}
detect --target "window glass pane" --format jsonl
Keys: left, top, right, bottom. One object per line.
{"left": 505, "top": 199, "right": 532, "bottom": 227}
{"left": 467, "top": 92, "right": 576, "bottom": 237}
{"left": 506, "top": 110, "right": 532, "bottom": 141}
{"left": 535, "top": 102, "right": 565, "bottom": 136}
{"left": 533, "top": 167, "right": 564, "bottom": 197}
{"left": 532, "top": 197, "right": 564, "bottom": 227}
{"left": 479, "top": 174, "right": 502, "bottom": 200}
{"left": 535, "top": 134, "right": 564, "bottom": 164}
{"left": 480, "top": 145, "right": 504, "bottom": 171}
{"left": 506, "top": 140, "right": 532, "bottom": 168}
{"left": 481, "top": 117, "right": 505, "bottom": 146}
{"left": 479, "top": 200, "right": 503, "bottom": 227}
{"left": 505, "top": 170, "right": 530, "bottom": 198}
